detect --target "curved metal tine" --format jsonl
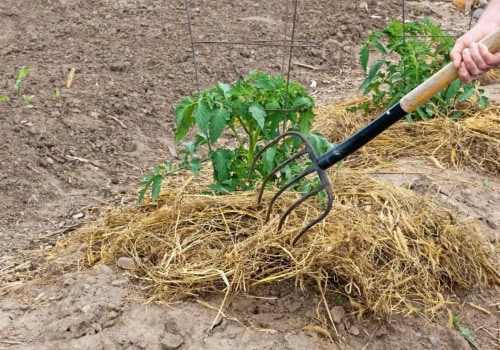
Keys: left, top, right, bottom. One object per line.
{"left": 257, "top": 148, "right": 309, "bottom": 203}
{"left": 250, "top": 131, "right": 313, "bottom": 203}
{"left": 250, "top": 131, "right": 308, "bottom": 176}
{"left": 249, "top": 136, "right": 281, "bottom": 176}
{"left": 264, "top": 164, "right": 317, "bottom": 221}
{"left": 291, "top": 184, "right": 333, "bottom": 245}
{"left": 277, "top": 181, "right": 327, "bottom": 230}
{"left": 279, "top": 168, "right": 333, "bottom": 244}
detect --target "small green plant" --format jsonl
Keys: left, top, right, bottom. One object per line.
{"left": 458, "top": 325, "right": 475, "bottom": 342}
{"left": 356, "top": 18, "right": 488, "bottom": 121}
{"left": 14, "top": 66, "right": 34, "bottom": 95}
{"left": 452, "top": 316, "right": 475, "bottom": 343}
{"left": 55, "top": 87, "right": 61, "bottom": 100}
{"left": 138, "top": 142, "right": 203, "bottom": 203}
{"left": 0, "top": 95, "right": 8, "bottom": 103}
{"left": 22, "top": 95, "right": 34, "bottom": 109}
{"left": 139, "top": 71, "right": 332, "bottom": 202}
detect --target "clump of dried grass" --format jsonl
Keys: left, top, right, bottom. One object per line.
{"left": 478, "top": 67, "right": 500, "bottom": 86}
{"left": 314, "top": 99, "right": 500, "bottom": 174}
{"left": 73, "top": 169, "right": 499, "bottom": 320}
{"left": 64, "top": 97, "right": 499, "bottom": 327}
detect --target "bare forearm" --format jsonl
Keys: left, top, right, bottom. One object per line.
{"left": 477, "top": 0, "right": 500, "bottom": 27}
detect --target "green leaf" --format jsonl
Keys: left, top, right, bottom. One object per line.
{"left": 163, "top": 160, "right": 173, "bottom": 172}
{"left": 291, "top": 96, "right": 314, "bottom": 110}
{"left": 307, "top": 132, "right": 332, "bottom": 155}
{"left": 141, "top": 173, "right": 154, "bottom": 182}
{"left": 151, "top": 174, "right": 163, "bottom": 201}
{"left": 445, "top": 80, "right": 461, "bottom": 102}
{"left": 360, "top": 46, "right": 370, "bottom": 73}
{"left": 218, "top": 82, "right": 232, "bottom": 97}
{"left": 249, "top": 102, "right": 266, "bottom": 129}
{"left": 265, "top": 99, "right": 281, "bottom": 111}
{"left": 458, "top": 325, "right": 475, "bottom": 342}
{"left": 208, "top": 180, "right": 239, "bottom": 194}
{"left": 234, "top": 100, "right": 249, "bottom": 119}
{"left": 0, "top": 95, "right": 9, "bottom": 103}
{"left": 153, "top": 164, "right": 161, "bottom": 175}
{"left": 265, "top": 111, "right": 283, "bottom": 140}
{"left": 192, "top": 133, "right": 208, "bottom": 149}
{"left": 14, "top": 66, "right": 34, "bottom": 94}
{"left": 181, "top": 141, "right": 197, "bottom": 155}
{"left": 209, "top": 107, "right": 230, "bottom": 144}
{"left": 174, "top": 98, "right": 196, "bottom": 143}
{"left": 174, "top": 126, "right": 190, "bottom": 144}
{"left": 194, "top": 99, "right": 211, "bottom": 134}
{"left": 174, "top": 98, "right": 194, "bottom": 125}
{"left": 373, "top": 40, "right": 388, "bottom": 56}
{"left": 298, "top": 109, "right": 314, "bottom": 135}
{"left": 138, "top": 176, "right": 154, "bottom": 203}
{"left": 17, "top": 66, "right": 33, "bottom": 80}
{"left": 477, "top": 95, "right": 489, "bottom": 108}
{"left": 188, "top": 157, "right": 204, "bottom": 176}
{"left": 262, "top": 147, "right": 277, "bottom": 174}
{"left": 138, "top": 187, "right": 148, "bottom": 203}
{"left": 457, "top": 86, "right": 475, "bottom": 102}
{"left": 250, "top": 72, "right": 273, "bottom": 90}
{"left": 448, "top": 111, "right": 462, "bottom": 120}
{"left": 360, "top": 59, "right": 385, "bottom": 93}
{"left": 210, "top": 149, "right": 232, "bottom": 182}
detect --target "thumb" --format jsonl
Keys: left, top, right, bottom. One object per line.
{"left": 450, "top": 42, "right": 465, "bottom": 69}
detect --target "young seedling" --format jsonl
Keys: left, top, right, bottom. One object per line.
{"left": 55, "top": 87, "right": 61, "bottom": 100}
{"left": 452, "top": 315, "right": 476, "bottom": 343}
{"left": 14, "top": 66, "right": 34, "bottom": 95}
{"left": 482, "top": 178, "right": 490, "bottom": 188}
{"left": 0, "top": 95, "right": 9, "bottom": 103}
{"left": 22, "top": 95, "right": 34, "bottom": 109}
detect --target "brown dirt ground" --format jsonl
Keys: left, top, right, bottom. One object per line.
{"left": 0, "top": 1, "right": 498, "bottom": 349}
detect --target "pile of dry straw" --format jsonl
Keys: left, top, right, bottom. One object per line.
{"left": 73, "top": 99, "right": 499, "bottom": 321}
{"left": 315, "top": 98, "right": 499, "bottom": 174}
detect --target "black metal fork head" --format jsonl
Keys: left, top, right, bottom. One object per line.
{"left": 249, "top": 131, "right": 333, "bottom": 245}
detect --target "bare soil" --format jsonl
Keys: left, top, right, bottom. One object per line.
{"left": 0, "top": 1, "right": 498, "bottom": 349}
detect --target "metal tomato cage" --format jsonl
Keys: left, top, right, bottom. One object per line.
{"left": 182, "top": 0, "right": 478, "bottom": 98}
{"left": 180, "top": 1, "right": 483, "bottom": 243}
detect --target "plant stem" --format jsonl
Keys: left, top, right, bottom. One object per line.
{"left": 235, "top": 114, "right": 251, "bottom": 136}
{"left": 229, "top": 123, "right": 245, "bottom": 149}
{"left": 247, "top": 129, "right": 260, "bottom": 163}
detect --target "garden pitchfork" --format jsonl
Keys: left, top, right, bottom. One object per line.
{"left": 251, "top": 28, "right": 500, "bottom": 245}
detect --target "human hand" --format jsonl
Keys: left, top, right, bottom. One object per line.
{"left": 450, "top": 27, "right": 500, "bottom": 83}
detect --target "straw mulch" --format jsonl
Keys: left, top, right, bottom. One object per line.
{"left": 314, "top": 100, "right": 500, "bottom": 174}
{"left": 478, "top": 67, "right": 500, "bottom": 86}
{"left": 62, "top": 97, "right": 499, "bottom": 330}
{"left": 73, "top": 168, "right": 499, "bottom": 321}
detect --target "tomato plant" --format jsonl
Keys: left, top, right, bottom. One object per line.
{"left": 355, "top": 18, "right": 488, "bottom": 121}
{"left": 139, "top": 71, "right": 332, "bottom": 201}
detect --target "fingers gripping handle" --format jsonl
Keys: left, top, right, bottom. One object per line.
{"left": 401, "top": 27, "right": 500, "bottom": 113}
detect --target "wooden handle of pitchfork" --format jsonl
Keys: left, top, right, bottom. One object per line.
{"left": 402, "top": 28, "right": 500, "bottom": 112}
{"left": 317, "top": 27, "right": 500, "bottom": 170}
